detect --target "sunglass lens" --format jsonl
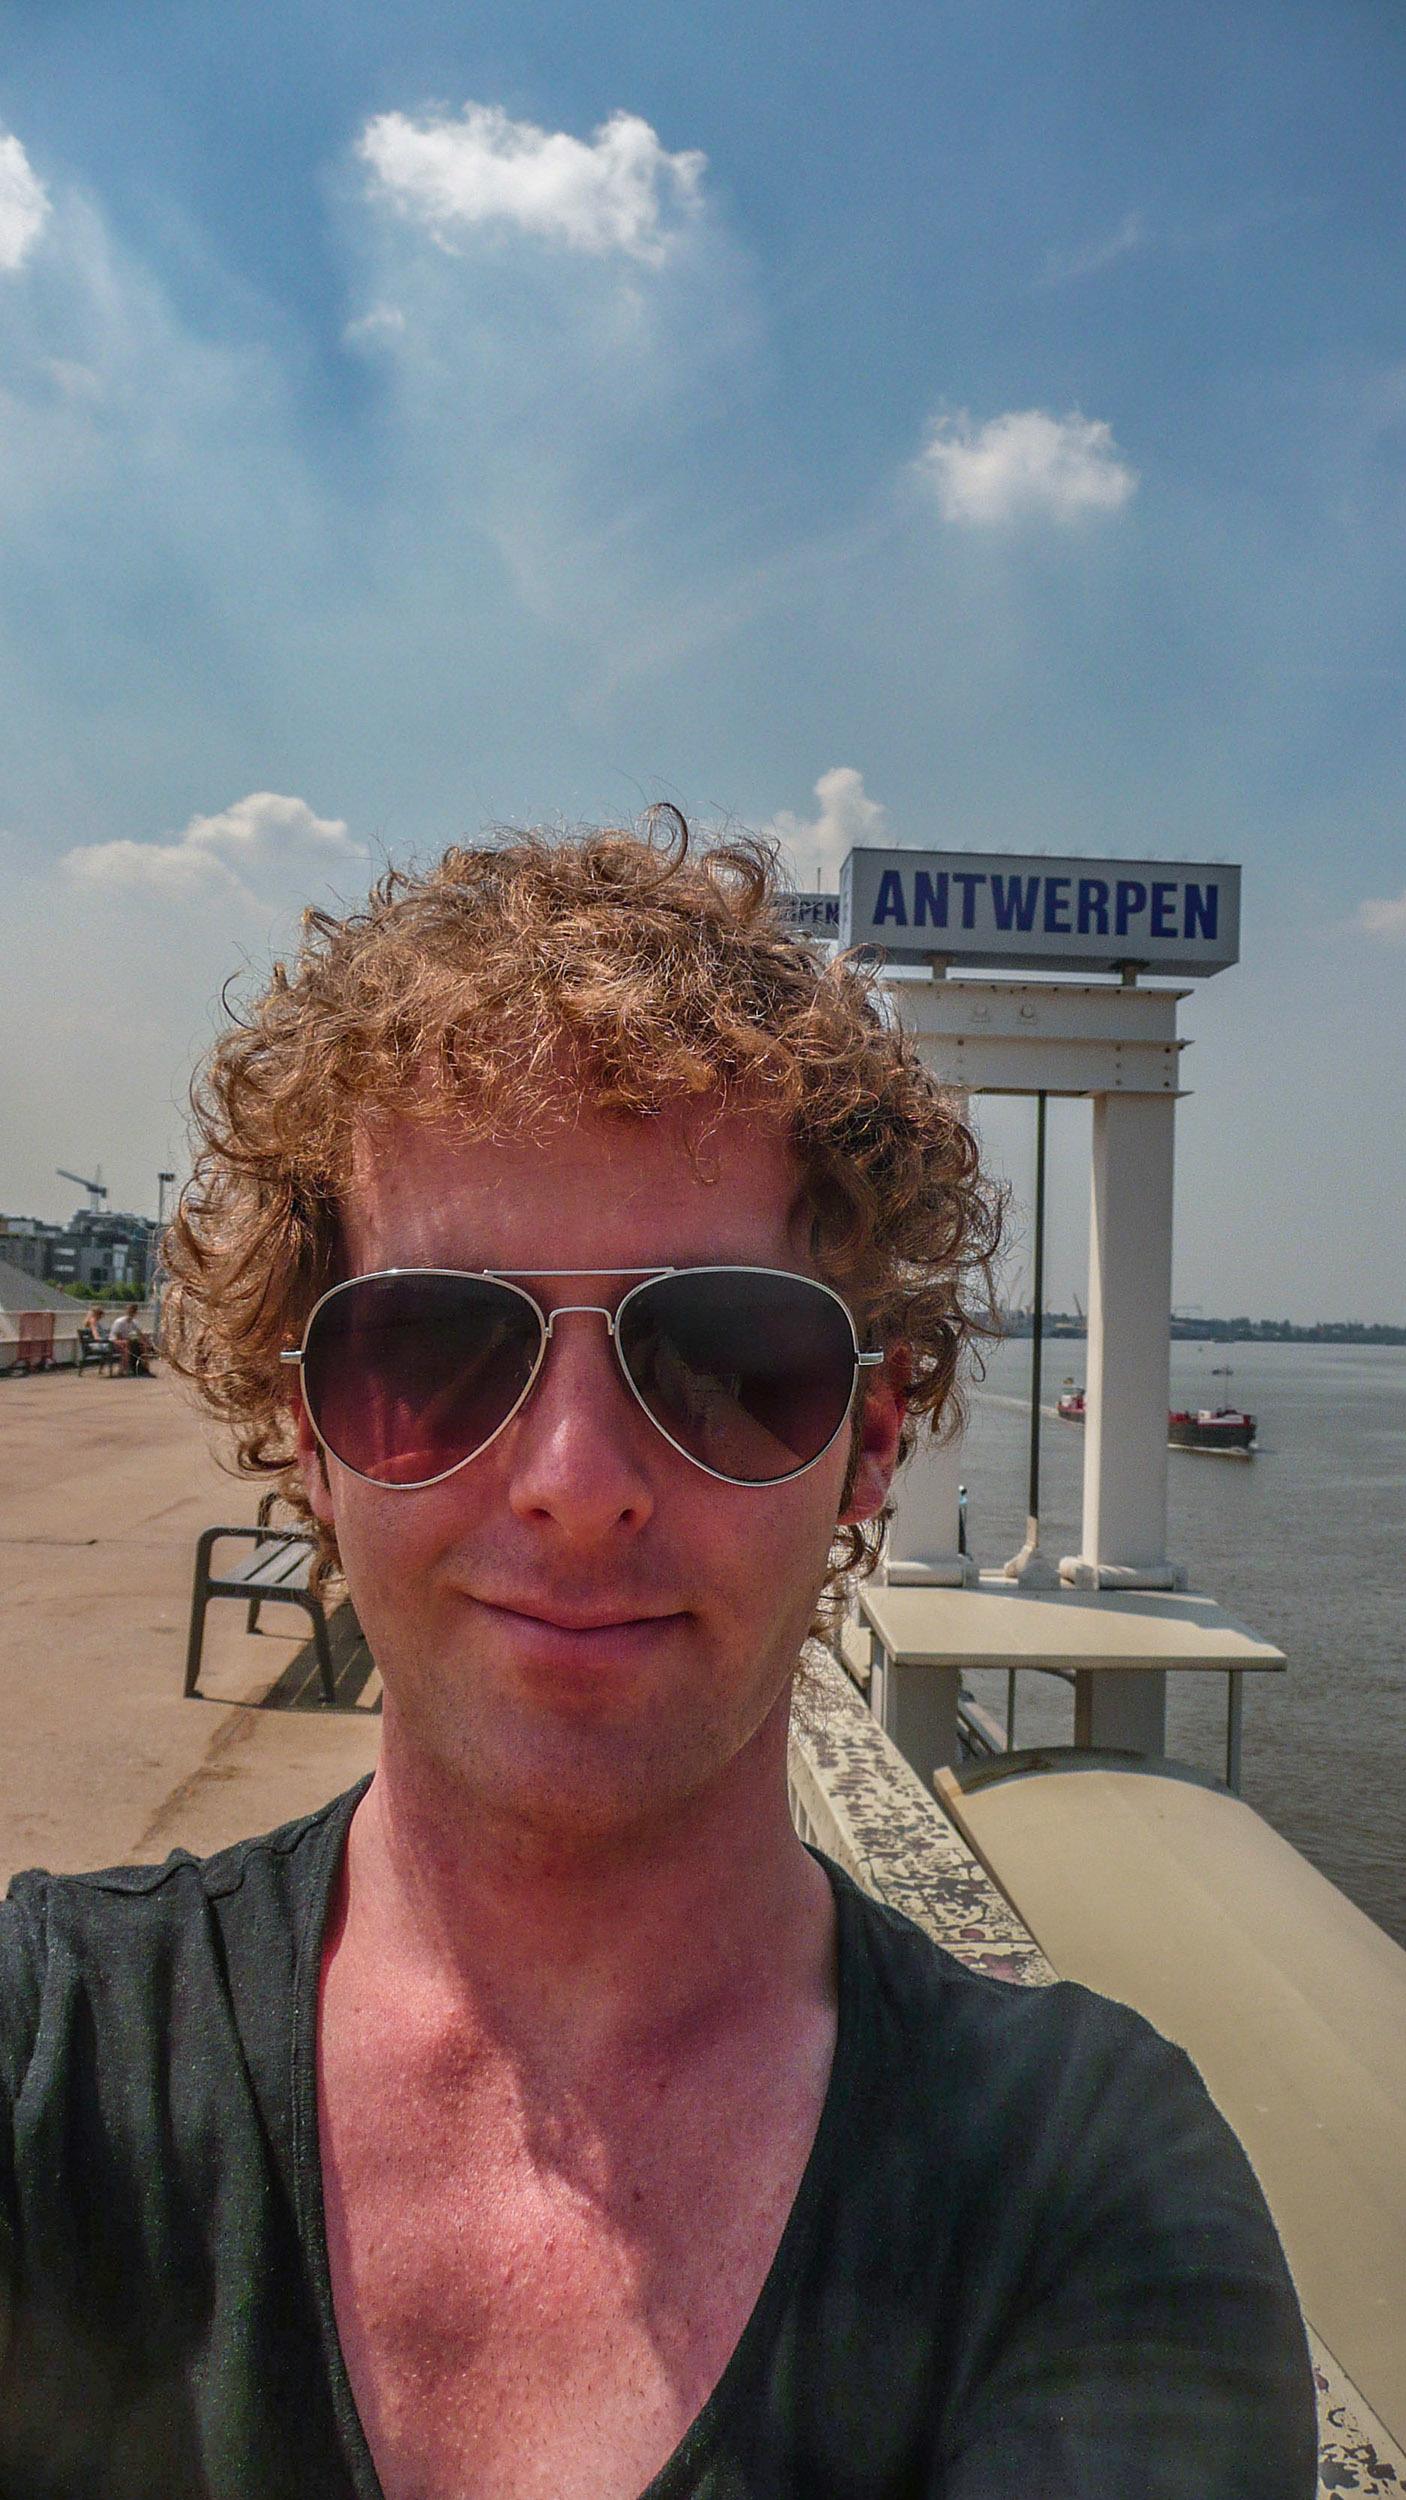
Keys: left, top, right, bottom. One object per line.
{"left": 303, "top": 1274, "right": 541, "bottom": 1486}
{"left": 617, "top": 1271, "right": 859, "bottom": 1484}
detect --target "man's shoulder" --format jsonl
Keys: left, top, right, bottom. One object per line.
{"left": 827, "top": 1858, "right": 1302, "bottom": 2325}
{"left": 0, "top": 1780, "right": 367, "bottom": 2096}
{"left": 3, "top": 1776, "right": 365, "bottom": 1917}
{"left": 829, "top": 1853, "right": 1200, "bottom": 2123}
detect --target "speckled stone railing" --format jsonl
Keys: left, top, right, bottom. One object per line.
{"left": 1308, "top": 2343, "right": 1405, "bottom": 2497}
{"left": 788, "top": 1641, "right": 1406, "bottom": 2496}
{"left": 787, "top": 1643, "right": 1055, "bottom": 1987}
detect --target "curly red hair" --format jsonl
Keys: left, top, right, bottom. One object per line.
{"left": 163, "top": 812, "right": 1002, "bottom": 1591}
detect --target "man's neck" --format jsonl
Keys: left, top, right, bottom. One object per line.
{"left": 333, "top": 1691, "right": 832, "bottom": 2066}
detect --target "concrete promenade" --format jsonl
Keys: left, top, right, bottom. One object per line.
{"left": 0, "top": 1368, "right": 378, "bottom": 1885}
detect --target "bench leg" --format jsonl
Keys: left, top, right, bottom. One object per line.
{"left": 307, "top": 1598, "right": 337, "bottom": 1705}
{"left": 246, "top": 1499, "right": 282, "bottom": 1636}
{"left": 184, "top": 1528, "right": 221, "bottom": 1698}
{"left": 183, "top": 1597, "right": 207, "bottom": 1697}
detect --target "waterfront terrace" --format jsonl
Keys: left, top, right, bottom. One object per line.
{"left": 0, "top": 1368, "right": 378, "bottom": 1878}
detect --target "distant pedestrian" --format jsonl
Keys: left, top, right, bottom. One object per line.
{"left": 109, "top": 1307, "right": 155, "bottom": 1377}
{"left": 77, "top": 1307, "right": 109, "bottom": 1364}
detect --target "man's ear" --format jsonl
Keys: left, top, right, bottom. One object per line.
{"left": 839, "top": 1350, "right": 908, "bottom": 1526}
{"left": 293, "top": 1384, "right": 337, "bottom": 1530}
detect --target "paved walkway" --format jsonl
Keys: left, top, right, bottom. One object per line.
{"left": 0, "top": 1368, "right": 379, "bottom": 1882}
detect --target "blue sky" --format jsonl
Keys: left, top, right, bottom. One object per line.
{"left": 1, "top": 0, "right": 1403, "bottom": 1318}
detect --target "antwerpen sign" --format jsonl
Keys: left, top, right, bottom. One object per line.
{"left": 838, "top": 848, "right": 1240, "bottom": 977}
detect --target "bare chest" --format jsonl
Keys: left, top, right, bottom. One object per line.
{"left": 317, "top": 2003, "right": 833, "bottom": 2500}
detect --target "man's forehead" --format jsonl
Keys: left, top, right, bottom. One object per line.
{"left": 341, "top": 1095, "right": 813, "bottom": 1261}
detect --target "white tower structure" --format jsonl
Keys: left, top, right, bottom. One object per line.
{"left": 790, "top": 844, "right": 1242, "bottom": 1766}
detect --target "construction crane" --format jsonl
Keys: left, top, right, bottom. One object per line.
{"left": 56, "top": 1167, "right": 108, "bottom": 1214}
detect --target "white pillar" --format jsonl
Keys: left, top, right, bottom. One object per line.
{"left": 1063, "top": 1091, "right": 1179, "bottom": 1583}
{"left": 884, "top": 1428, "right": 977, "bottom": 1587}
{"left": 870, "top": 1646, "right": 962, "bottom": 1782}
{"left": 1060, "top": 1090, "right": 1180, "bottom": 1755}
{"left": 1073, "top": 1668, "right": 1168, "bottom": 1757}
{"left": 884, "top": 1072, "right": 978, "bottom": 1588}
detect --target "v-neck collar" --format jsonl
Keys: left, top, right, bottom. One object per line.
{"left": 290, "top": 1791, "right": 865, "bottom": 2500}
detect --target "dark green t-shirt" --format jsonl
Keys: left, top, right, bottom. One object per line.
{"left": 0, "top": 1782, "right": 1315, "bottom": 2498}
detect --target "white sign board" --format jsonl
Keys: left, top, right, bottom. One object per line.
{"left": 775, "top": 892, "right": 842, "bottom": 937}
{"left": 839, "top": 848, "right": 1239, "bottom": 977}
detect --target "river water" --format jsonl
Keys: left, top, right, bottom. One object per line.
{"left": 954, "top": 1338, "right": 1406, "bottom": 1949}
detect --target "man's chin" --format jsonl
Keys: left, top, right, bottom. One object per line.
{"left": 383, "top": 1661, "right": 791, "bottom": 1858}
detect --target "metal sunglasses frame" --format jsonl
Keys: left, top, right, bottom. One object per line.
{"left": 281, "top": 1263, "right": 884, "bottom": 1492}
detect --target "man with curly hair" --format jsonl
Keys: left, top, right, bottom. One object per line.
{"left": 0, "top": 819, "right": 1313, "bottom": 2498}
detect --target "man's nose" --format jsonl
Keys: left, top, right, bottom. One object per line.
{"left": 502, "top": 1312, "right": 656, "bottom": 1538}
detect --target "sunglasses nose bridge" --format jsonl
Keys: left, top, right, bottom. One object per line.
{"left": 539, "top": 1303, "right": 619, "bottom": 1339}
{"left": 516, "top": 1303, "right": 642, "bottom": 1466}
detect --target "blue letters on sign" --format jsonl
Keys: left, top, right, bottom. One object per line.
{"left": 990, "top": 873, "right": 1039, "bottom": 932}
{"left": 1043, "top": 876, "right": 1072, "bottom": 934}
{"left": 1114, "top": 879, "right": 1147, "bottom": 937}
{"left": 859, "top": 860, "right": 1226, "bottom": 956}
{"left": 872, "top": 869, "right": 908, "bottom": 927}
{"left": 913, "top": 870, "right": 949, "bottom": 928}
{"left": 1184, "top": 882, "right": 1218, "bottom": 940}
{"left": 950, "top": 871, "right": 987, "bottom": 929}
{"left": 1077, "top": 877, "right": 1109, "bottom": 935}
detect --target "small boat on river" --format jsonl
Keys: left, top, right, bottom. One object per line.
{"left": 1054, "top": 1382, "right": 1257, "bottom": 1452}
{"left": 1167, "top": 1404, "right": 1257, "bottom": 1454}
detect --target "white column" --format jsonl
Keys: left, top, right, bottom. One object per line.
{"left": 1064, "top": 1091, "right": 1179, "bottom": 1583}
{"left": 871, "top": 1645, "right": 962, "bottom": 1781}
{"left": 885, "top": 1067, "right": 977, "bottom": 1588}
{"left": 884, "top": 1428, "right": 977, "bottom": 1587}
{"left": 1072, "top": 1668, "right": 1168, "bottom": 1757}
{"left": 1061, "top": 1089, "right": 1180, "bottom": 1756}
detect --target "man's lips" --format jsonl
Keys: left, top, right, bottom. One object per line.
{"left": 473, "top": 1596, "right": 688, "bottom": 1635}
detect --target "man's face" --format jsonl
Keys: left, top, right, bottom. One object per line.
{"left": 296, "top": 1102, "right": 902, "bottom": 1849}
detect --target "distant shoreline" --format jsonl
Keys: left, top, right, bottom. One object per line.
{"left": 999, "top": 1315, "right": 1406, "bottom": 1346}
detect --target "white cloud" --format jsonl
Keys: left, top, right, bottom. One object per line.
{"left": 759, "top": 766, "right": 888, "bottom": 890}
{"left": 343, "top": 301, "right": 406, "bottom": 348}
{"left": 43, "top": 356, "right": 103, "bottom": 399}
{"left": 0, "top": 131, "right": 50, "bottom": 273}
{"left": 1357, "top": 889, "right": 1406, "bottom": 941}
{"left": 62, "top": 792, "right": 362, "bottom": 905}
{"left": 357, "top": 103, "right": 706, "bottom": 264}
{"left": 915, "top": 408, "right": 1137, "bottom": 526}
{"left": 1041, "top": 212, "right": 1144, "bottom": 287}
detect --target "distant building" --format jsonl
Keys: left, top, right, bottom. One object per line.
{"left": 0, "top": 1220, "right": 72, "bottom": 1285}
{"left": 0, "top": 1209, "right": 158, "bottom": 1293}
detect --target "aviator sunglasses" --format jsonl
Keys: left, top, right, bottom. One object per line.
{"left": 282, "top": 1265, "right": 884, "bottom": 1491}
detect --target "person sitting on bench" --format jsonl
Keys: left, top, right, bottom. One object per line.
{"left": 109, "top": 1307, "right": 155, "bottom": 1376}
{"left": 76, "top": 1308, "right": 112, "bottom": 1369}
